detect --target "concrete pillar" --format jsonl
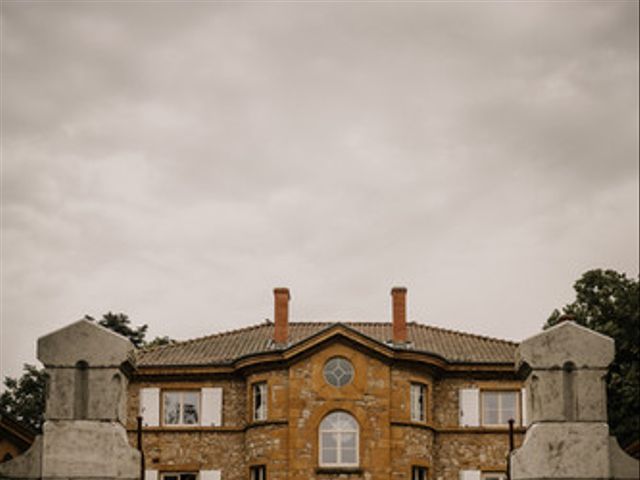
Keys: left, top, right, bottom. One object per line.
{"left": 0, "top": 319, "right": 141, "bottom": 479}
{"left": 510, "top": 321, "right": 639, "bottom": 480}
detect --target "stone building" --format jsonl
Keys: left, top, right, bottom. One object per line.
{"left": 130, "top": 288, "right": 526, "bottom": 480}
{"left": 0, "top": 412, "right": 36, "bottom": 464}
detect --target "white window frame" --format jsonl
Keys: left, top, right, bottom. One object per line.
{"left": 160, "top": 473, "right": 198, "bottom": 480}
{"left": 323, "top": 357, "right": 355, "bottom": 387}
{"left": 319, "top": 411, "right": 359, "bottom": 468}
{"left": 481, "top": 472, "right": 507, "bottom": 480}
{"left": 250, "top": 465, "right": 267, "bottom": 480}
{"left": 480, "top": 390, "right": 520, "bottom": 427}
{"left": 410, "top": 383, "right": 427, "bottom": 422}
{"left": 252, "top": 382, "right": 268, "bottom": 422}
{"left": 162, "top": 390, "right": 201, "bottom": 426}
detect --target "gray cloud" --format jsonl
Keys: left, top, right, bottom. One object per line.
{"left": 1, "top": 1, "right": 638, "bottom": 382}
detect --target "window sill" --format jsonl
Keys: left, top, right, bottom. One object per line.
{"left": 246, "top": 419, "right": 288, "bottom": 429}
{"left": 316, "top": 467, "right": 362, "bottom": 475}
{"left": 390, "top": 420, "right": 435, "bottom": 431}
{"left": 480, "top": 424, "right": 523, "bottom": 429}
{"left": 137, "top": 425, "right": 243, "bottom": 433}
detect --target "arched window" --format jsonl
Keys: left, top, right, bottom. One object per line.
{"left": 74, "top": 360, "right": 89, "bottom": 420}
{"left": 319, "top": 411, "right": 358, "bottom": 467}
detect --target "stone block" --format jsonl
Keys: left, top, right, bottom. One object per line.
{"left": 511, "top": 423, "right": 611, "bottom": 480}
{"left": 610, "top": 436, "right": 640, "bottom": 480}
{"left": 38, "top": 320, "right": 133, "bottom": 368}
{"left": 516, "top": 321, "right": 614, "bottom": 371}
{"left": 45, "top": 369, "right": 75, "bottom": 420}
{"left": 40, "top": 420, "right": 139, "bottom": 479}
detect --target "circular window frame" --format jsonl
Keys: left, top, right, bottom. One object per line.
{"left": 323, "top": 357, "right": 355, "bottom": 387}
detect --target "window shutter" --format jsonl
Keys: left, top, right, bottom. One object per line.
{"left": 202, "top": 387, "right": 223, "bottom": 426}
{"left": 200, "top": 470, "right": 221, "bottom": 480}
{"left": 459, "top": 388, "right": 480, "bottom": 427}
{"left": 521, "top": 387, "right": 528, "bottom": 427}
{"left": 144, "top": 470, "right": 158, "bottom": 480}
{"left": 459, "top": 470, "right": 481, "bottom": 480}
{"left": 139, "top": 388, "right": 160, "bottom": 427}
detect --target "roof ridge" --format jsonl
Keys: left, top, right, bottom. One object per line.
{"left": 289, "top": 320, "right": 388, "bottom": 325}
{"left": 408, "top": 322, "right": 519, "bottom": 345}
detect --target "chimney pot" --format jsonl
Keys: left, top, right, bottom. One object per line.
{"left": 391, "top": 287, "right": 408, "bottom": 343}
{"left": 273, "top": 288, "right": 290, "bottom": 344}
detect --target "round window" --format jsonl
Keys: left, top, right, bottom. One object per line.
{"left": 323, "top": 357, "right": 354, "bottom": 387}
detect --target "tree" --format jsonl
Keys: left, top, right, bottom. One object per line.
{"left": 545, "top": 268, "right": 639, "bottom": 448}
{"left": 0, "top": 312, "right": 172, "bottom": 432}
{"left": 0, "top": 364, "right": 47, "bottom": 432}
{"left": 84, "top": 312, "right": 174, "bottom": 349}
{"left": 84, "top": 312, "right": 148, "bottom": 348}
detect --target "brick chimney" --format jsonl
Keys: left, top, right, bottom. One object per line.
{"left": 391, "top": 287, "right": 407, "bottom": 343}
{"left": 273, "top": 288, "right": 290, "bottom": 344}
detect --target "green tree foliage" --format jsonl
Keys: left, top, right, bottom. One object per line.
{"left": 84, "top": 312, "right": 148, "bottom": 348}
{"left": 144, "top": 336, "right": 174, "bottom": 348}
{"left": 1, "top": 312, "right": 172, "bottom": 432}
{"left": 545, "top": 269, "right": 639, "bottom": 448}
{"left": 0, "top": 364, "right": 47, "bottom": 432}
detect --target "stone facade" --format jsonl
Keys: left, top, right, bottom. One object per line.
{"left": 0, "top": 413, "right": 36, "bottom": 465}
{"left": 129, "top": 334, "right": 525, "bottom": 480}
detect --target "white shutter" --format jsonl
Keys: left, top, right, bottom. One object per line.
{"left": 144, "top": 470, "right": 158, "bottom": 480}
{"left": 201, "top": 387, "right": 223, "bottom": 426}
{"left": 140, "top": 388, "right": 160, "bottom": 427}
{"left": 521, "top": 387, "right": 528, "bottom": 427}
{"left": 459, "top": 470, "right": 481, "bottom": 480}
{"left": 459, "top": 388, "right": 480, "bottom": 427}
{"left": 200, "top": 470, "right": 221, "bottom": 480}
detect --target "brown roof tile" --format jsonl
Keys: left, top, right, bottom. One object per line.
{"left": 135, "top": 321, "right": 517, "bottom": 367}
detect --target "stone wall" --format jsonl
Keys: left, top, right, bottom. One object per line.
{"left": 434, "top": 432, "right": 523, "bottom": 480}
{"left": 128, "top": 339, "right": 527, "bottom": 480}
{"left": 126, "top": 378, "right": 247, "bottom": 431}
{"left": 137, "top": 430, "right": 245, "bottom": 479}
{"left": 286, "top": 340, "right": 392, "bottom": 480}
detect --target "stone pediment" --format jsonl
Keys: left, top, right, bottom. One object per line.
{"left": 516, "top": 320, "right": 614, "bottom": 370}
{"left": 37, "top": 319, "right": 133, "bottom": 367}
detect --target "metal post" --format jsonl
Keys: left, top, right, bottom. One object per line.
{"left": 507, "top": 418, "right": 515, "bottom": 480}
{"left": 137, "top": 416, "right": 145, "bottom": 480}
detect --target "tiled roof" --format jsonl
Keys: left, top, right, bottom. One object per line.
{"left": 136, "top": 322, "right": 518, "bottom": 367}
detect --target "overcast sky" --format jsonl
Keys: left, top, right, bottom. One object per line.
{"left": 1, "top": 1, "right": 638, "bottom": 383}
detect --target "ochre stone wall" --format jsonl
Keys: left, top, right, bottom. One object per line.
{"left": 127, "top": 378, "right": 249, "bottom": 479}
{"left": 391, "top": 426, "right": 434, "bottom": 480}
{"left": 134, "top": 430, "right": 245, "bottom": 478}
{"left": 0, "top": 438, "right": 24, "bottom": 463}
{"left": 287, "top": 340, "right": 391, "bottom": 480}
{"left": 245, "top": 369, "right": 289, "bottom": 480}
{"left": 433, "top": 433, "right": 524, "bottom": 480}
{"left": 127, "top": 378, "right": 247, "bottom": 431}
{"left": 127, "top": 339, "right": 524, "bottom": 480}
